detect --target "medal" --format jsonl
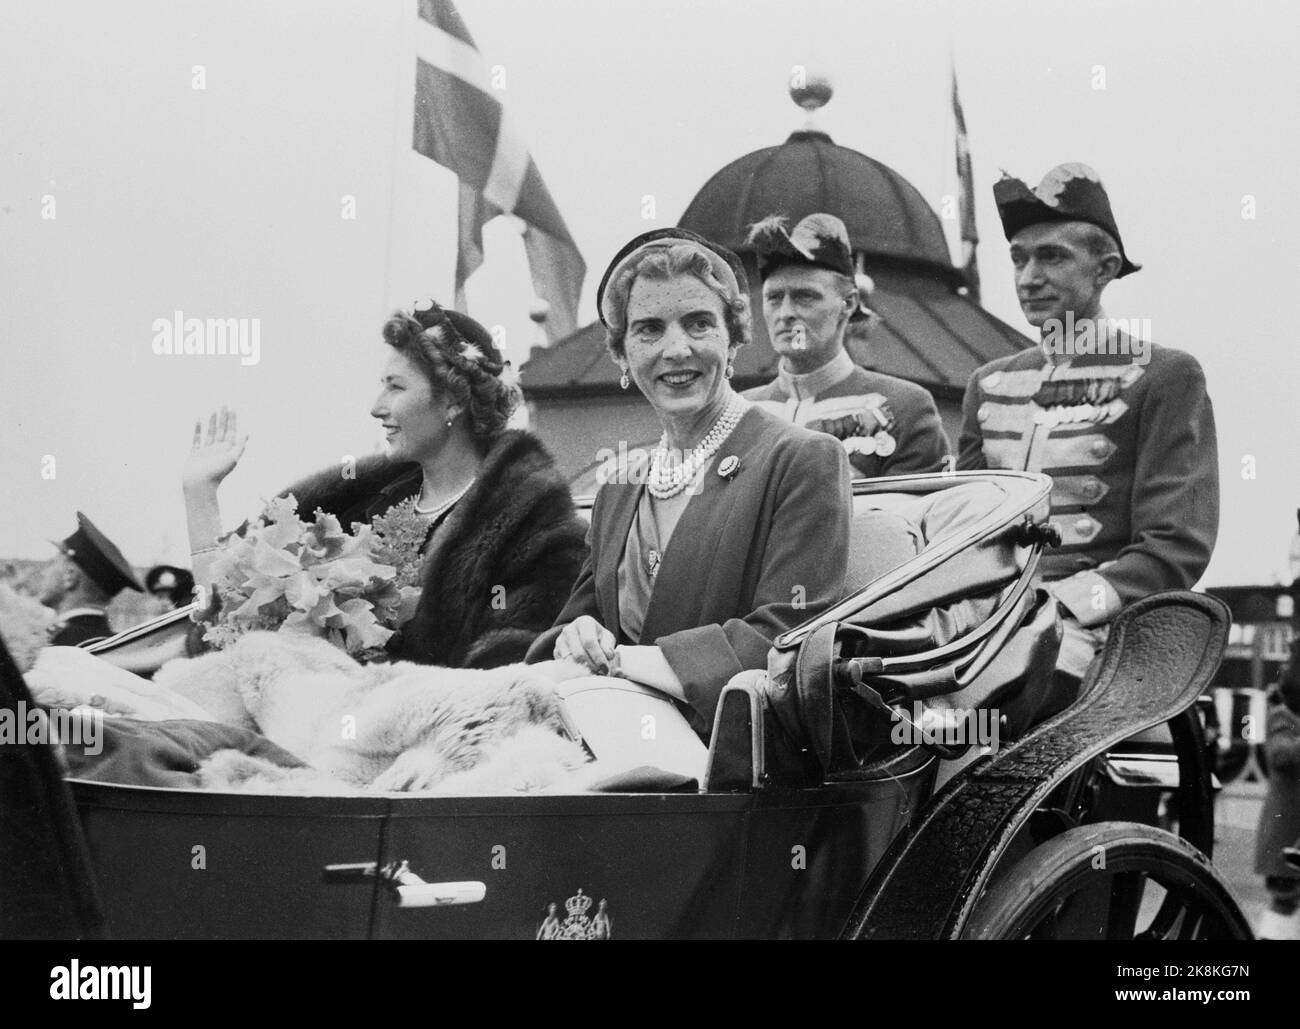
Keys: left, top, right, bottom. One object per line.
{"left": 844, "top": 435, "right": 877, "bottom": 456}
{"left": 718, "top": 455, "right": 740, "bottom": 479}
{"left": 874, "top": 431, "right": 896, "bottom": 457}
{"left": 647, "top": 549, "right": 661, "bottom": 576}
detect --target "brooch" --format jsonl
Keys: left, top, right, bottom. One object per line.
{"left": 718, "top": 455, "right": 740, "bottom": 479}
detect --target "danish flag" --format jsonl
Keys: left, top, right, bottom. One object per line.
{"left": 413, "top": 0, "right": 585, "bottom": 341}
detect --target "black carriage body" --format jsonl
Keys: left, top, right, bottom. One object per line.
{"left": 68, "top": 764, "right": 931, "bottom": 940}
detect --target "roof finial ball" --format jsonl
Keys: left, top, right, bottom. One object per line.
{"left": 790, "top": 71, "right": 833, "bottom": 130}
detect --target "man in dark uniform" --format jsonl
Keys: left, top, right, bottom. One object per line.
{"left": 743, "top": 212, "right": 949, "bottom": 477}
{"left": 958, "top": 163, "right": 1219, "bottom": 711}
{"left": 37, "top": 512, "right": 144, "bottom": 646}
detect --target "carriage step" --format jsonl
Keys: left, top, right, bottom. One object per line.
{"left": 844, "top": 590, "right": 1230, "bottom": 940}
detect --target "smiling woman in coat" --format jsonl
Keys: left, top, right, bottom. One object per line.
{"left": 526, "top": 229, "right": 853, "bottom": 738}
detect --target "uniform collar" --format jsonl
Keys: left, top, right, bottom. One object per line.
{"left": 777, "top": 348, "right": 855, "bottom": 401}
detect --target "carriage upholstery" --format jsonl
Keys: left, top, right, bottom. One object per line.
{"left": 705, "top": 471, "right": 1062, "bottom": 790}
{"left": 842, "top": 482, "right": 1013, "bottom": 653}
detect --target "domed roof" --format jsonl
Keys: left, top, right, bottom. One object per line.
{"left": 678, "top": 130, "right": 958, "bottom": 281}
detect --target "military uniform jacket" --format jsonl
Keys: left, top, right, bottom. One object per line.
{"left": 958, "top": 340, "right": 1219, "bottom": 627}
{"left": 744, "top": 350, "right": 950, "bottom": 478}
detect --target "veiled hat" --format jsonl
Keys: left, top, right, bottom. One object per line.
{"left": 596, "top": 228, "right": 748, "bottom": 328}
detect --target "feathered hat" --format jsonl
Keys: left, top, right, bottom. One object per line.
{"left": 746, "top": 212, "right": 876, "bottom": 321}
{"left": 993, "top": 163, "right": 1141, "bottom": 277}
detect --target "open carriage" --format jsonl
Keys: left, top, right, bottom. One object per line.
{"left": 1, "top": 470, "right": 1251, "bottom": 940}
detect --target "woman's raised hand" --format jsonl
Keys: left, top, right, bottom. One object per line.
{"left": 183, "top": 407, "right": 249, "bottom": 491}
{"left": 553, "top": 615, "right": 617, "bottom": 673}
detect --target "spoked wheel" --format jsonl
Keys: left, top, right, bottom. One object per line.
{"left": 962, "top": 823, "right": 1252, "bottom": 940}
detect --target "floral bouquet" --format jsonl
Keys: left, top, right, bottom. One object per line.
{"left": 201, "top": 495, "right": 426, "bottom": 658}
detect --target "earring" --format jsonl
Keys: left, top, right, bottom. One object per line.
{"left": 619, "top": 371, "right": 630, "bottom": 390}
{"left": 724, "top": 361, "right": 734, "bottom": 380}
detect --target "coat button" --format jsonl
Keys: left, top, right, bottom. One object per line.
{"left": 1074, "top": 516, "right": 1094, "bottom": 536}
{"left": 977, "top": 403, "right": 990, "bottom": 423}
{"left": 1081, "top": 477, "right": 1102, "bottom": 500}
{"left": 1090, "top": 439, "right": 1109, "bottom": 458}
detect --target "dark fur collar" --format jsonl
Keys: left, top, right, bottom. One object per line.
{"left": 280, "top": 430, "right": 562, "bottom": 522}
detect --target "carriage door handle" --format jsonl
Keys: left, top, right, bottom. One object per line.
{"left": 323, "top": 861, "right": 486, "bottom": 908}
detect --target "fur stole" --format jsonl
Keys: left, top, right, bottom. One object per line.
{"left": 278, "top": 431, "right": 587, "bottom": 669}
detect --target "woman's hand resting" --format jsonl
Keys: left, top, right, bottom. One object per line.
{"left": 183, "top": 407, "right": 248, "bottom": 492}
{"left": 552, "top": 615, "right": 616, "bottom": 673}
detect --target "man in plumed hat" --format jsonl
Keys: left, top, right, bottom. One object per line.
{"left": 958, "top": 163, "right": 1219, "bottom": 715}
{"left": 743, "top": 212, "right": 950, "bottom": 478}
{"left": 37, "top": 512, "right": 144, "bottom": 646}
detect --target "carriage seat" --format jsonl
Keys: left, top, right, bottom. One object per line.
{"left": 705, "top": 474, "right": 1061, "bottom": 790}
{"left": 845, "top": 482, "right": 1005, "bottom": 594}
{"left": 841, "top": 481, "right": 1016, "bottom": 657}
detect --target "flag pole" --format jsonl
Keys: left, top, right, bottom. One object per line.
{"left": 951, "top": 57, "right": 981, "bottom": 303}
{"left": 381, "top": 0, "right": 408, "bottom": 317}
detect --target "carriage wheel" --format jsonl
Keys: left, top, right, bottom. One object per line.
{"left": 962, "top": 823, "right": 1251, "bottom": 940}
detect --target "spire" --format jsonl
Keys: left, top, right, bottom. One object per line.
{"left": 789, "top": 72, "right": 833, "bottom": 135}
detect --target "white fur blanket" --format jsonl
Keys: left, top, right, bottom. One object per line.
{"left": 148, "top": 632, "right": 593, "bottom": 794}
{"left": 6, "top": 587, "right": 601, "bottom": 794}
{"left": 27, "top": 646, "right": 218, "bottom": 722}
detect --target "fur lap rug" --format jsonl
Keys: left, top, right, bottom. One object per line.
{"left": 152, "top": 631, "right": 594, "bottom": 794}
{"left": 33, "top": 629, "right": 595, "bottom": 795}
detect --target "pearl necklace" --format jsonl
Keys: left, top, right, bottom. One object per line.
{"left": 648, "top": 394, "right": 748, "bottom": 500}
{"left": 414, "top": 479, "right": 475, "bottom": 519}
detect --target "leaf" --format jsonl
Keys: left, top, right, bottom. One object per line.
{"left": 232, "top": 583, "right": 289, "bottom": 620}
{"left": 247, "top": 538, "right": 304, "bottom": 578}
{"left": 396, "top": 585, "right": 423, "bottom": 625}
{"left": 284, "top": 570, "right": 325, "bottom": 612}
{"left": 334, "top": 597, "right": 394, "bottom": 652}
{"left": 319, "top": 557, "right": 396, "bottom": 592}
{"left": 259, "top": 495, "right": 308, "bottom": 550}
{"left": 309, "top": 592, "right": 345, "bottom": 626}
{"left": 311, "top": 508, "right": 346, "bottom": 540}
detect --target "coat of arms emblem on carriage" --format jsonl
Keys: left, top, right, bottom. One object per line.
{"left": 536, "top": 889, "right": 612, "bottom": 940}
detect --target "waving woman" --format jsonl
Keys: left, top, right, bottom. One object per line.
{"left": 184, "top": 301, "right": 587, "bottom": 668}
{"left": 527, "top": 230, "right": 853, "bottom": 737}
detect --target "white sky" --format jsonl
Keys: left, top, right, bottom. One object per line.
{"left": 2, "top": 0, "right": 1297, "bottom": 585}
